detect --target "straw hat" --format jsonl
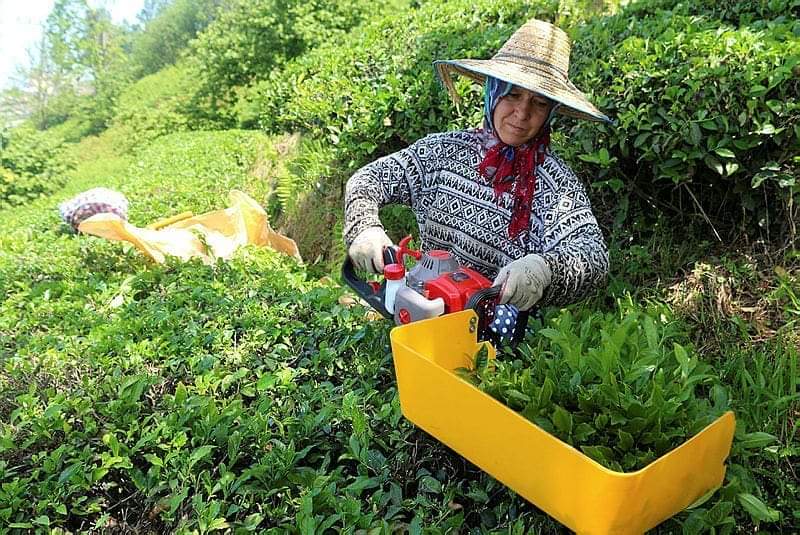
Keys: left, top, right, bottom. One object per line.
{"left": 434, "top": 19, "right": 611, "bottom": 123}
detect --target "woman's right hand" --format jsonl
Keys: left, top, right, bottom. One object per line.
{"left": 348, "top": 227, "right": 393, "bottom": 273}
{"left": 493, "top": 254, "right": 552, "bottom": 311}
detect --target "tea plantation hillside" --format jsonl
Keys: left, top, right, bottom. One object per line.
{"left": 1, "top": 127, "right": 797, "bottom": 533}
{"left": 1, "top": 0, "right": 799, "bottom": 532}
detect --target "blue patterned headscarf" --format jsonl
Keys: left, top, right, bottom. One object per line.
{"left": 483, "top": 76, "right": 513, "bottom": 134}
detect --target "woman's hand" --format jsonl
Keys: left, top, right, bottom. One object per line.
{"left": 493, "top": 254, "right": 552, "bottom": 310}
{"left": 348, "top": 226, "right": 393, "bottom": 273}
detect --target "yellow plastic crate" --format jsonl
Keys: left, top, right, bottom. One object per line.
{"left": 389, "top": 310, "right": 735, "bottom": 535}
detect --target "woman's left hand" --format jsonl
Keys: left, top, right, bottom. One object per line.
{"left": 493, "top": 254, "right": 552, "bottom": 310}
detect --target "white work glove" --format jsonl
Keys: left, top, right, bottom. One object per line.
{"left": 348, "top": 226, "right": 393, "bottom": 273}
{"left": 493, "top": 254, "right": 552, "bottom": 311}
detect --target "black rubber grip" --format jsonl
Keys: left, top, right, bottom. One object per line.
{"left": 340, "top": 246, "right": 399, "bottom": 320}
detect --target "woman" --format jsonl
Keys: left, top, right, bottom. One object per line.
{"left": 344, "top": 19, "right": 610, "bottom": 311}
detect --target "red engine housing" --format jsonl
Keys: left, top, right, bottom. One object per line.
{"left": 424, "top": 267, "right": 492, "bottom": 313}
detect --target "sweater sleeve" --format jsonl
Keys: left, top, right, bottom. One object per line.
{"left": 537, "top": 160, "right": 609, "bottom": 307}
{"left": 343, "top": 139, "right": 431, "bottom": 247}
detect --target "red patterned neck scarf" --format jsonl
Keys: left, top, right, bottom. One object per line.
{"left": 478, "top": 128, "right": 550, "bottom": 240}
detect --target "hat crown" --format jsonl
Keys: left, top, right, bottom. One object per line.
{"left": 433, "top": 18, "right": 610, "bottom": 123}
{"left": 492, "top": 19, "right": 571, "bottom": 81}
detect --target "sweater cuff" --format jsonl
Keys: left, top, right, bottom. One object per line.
{"left": 344, "top": 220, "right": 384, "bottom": 248}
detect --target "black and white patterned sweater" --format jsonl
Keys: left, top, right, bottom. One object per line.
{"left": 343, "top": 130, "right": 608, "bottom": 306}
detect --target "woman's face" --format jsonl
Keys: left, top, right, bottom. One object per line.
{"left": 492, "top": 87, "right": 552, "bottom": 146}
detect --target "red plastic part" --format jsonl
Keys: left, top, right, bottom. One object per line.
{"left": 398, "top": 308, "right": 411, "bottom": 324}
{"left": 384, "top": 263, "right": 405, "bottom": 280}
{"left": 428, "top": 250, "right": 451, "bottom": 259}
{"left": 395, "top": 235, "right": 423, "bottom": 266}
{"left": 424, "top": 267, "right": 492, "bottom": 313}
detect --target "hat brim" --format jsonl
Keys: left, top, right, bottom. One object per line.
{"left": 435, "top": 59, "right": 612, "bottom": 124}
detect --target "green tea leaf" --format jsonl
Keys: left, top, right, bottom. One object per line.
{"left": 573, "top": 422, "right": 596, "bottom": 442}
{"left": 539, "top": 377, "right": 554, "bottom": 407}
{"left": 580, "top": 445, "right": 615, "bottom": 466}
{"left": 58, "top": 462, "right": 82, "bottom": 484}
{"left": 257, "top": 373, "right": 277, "bottom": 391}
{"left": 168, "top": 488, "right": 189, "bottom": 516}
{"left": 174, "top": 382, "right": 187, "bottom": 405}
{"left": 737, "top": 493, "right": 780, "bottom": 522}
{"left": 188, "top": 445, "right": 215, "bottom": 469}
{"left": 714, "top": 148, "right": 735, "bottom": 159}
{"left": 409, "top": 517, "right": 423, "bottom": 535}
{"left": 419, "top": 475, "right": 442, "bottom": 494}
{"left": 711, "top": 384, "right": 729, "bottom": 410}
{"left": 739, "top": 432, "right": 778, "bottom": 449}
{"left": 707, "top": 500, "right": 734, "bottom": 525}
{"left": 704, "top": 155, "right": 724, "bottom": 175}
{"left": 617, "top": 430, "right": 634, "bottom": 452}
{"left": 569, "top": 371, "right": 582, "bottom": 388}
{"left": 674, "top": 343, "right": 695, "bottom": 379}
{"left": 144, "top": 453, "right": 164, "bottom": 467}
{"left": 505, "top": 389, "right": 531, "bottom": 405}
{"left": 473, "top": 343, "right": 489, "bottom": 371}
{"left": 551, "top": 405, "right": 573, "bottom": 437}
{"left": 686, "top": 485, "right": 721, "bottom": 509}
{"left": 689, "top": 123, "right": 702, "bottom": 145}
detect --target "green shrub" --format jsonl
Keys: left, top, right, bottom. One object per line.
{"left": 129, "top": 0, "right": 221, "bottom": 78}
{"left": 623, "top": 0, "right": 800, "bottom": 25}
{"left": 0, "top": 126, "right": 72, "bottom": 207}
{"left": 462, "top": 300, "right": 727, "bottom": 472}
{"left": 568, "top": 9, "right": 800, "bottom": 235}
{"left": 115, "top": 130, "right": 275, "bottom": 224}
{"left": 188, "top": 0, "right": 396, "bottom": 125}
{"left": 42, "top": 115, "right": 98, "bottom": 144}
{"left": 108, "top": 64, "right": 200, "bottom": 152}
{"left": 253, "top": 0, "right": 558, "bottom": 168}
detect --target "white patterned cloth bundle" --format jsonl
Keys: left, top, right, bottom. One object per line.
{"left": 58, "top": 187, "right": 129, "bottom": 231}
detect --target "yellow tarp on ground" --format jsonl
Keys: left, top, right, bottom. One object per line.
{"left": 79, "top": 190, "right": 302, "bottom": 264}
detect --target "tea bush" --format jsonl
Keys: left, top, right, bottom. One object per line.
{"left": 247, "top": 0, "right": 798, "bottom": 238}
{"left": 0, "top": 128, "right": 569, "bottom": 533}
{"left": 0, "top": 126, "right": 72, "bottom": 208}
{"left": 624, "top": 0, "right": 800, "bottom": 25}
{"left": 568, "top": 7, "right": 800, "bottom": 233}
{"left": 461, "top": 300, "right": 728, "bottom": 472}
{"left": 108, "top": 65, "right": 200, "bottom": 153}
{"left": 187, "top": 0, "right": 398, "bottom": 124}
{"left": 252, "top": 0, "right": 558, "bottom": 168}
{"left": 2, "top": 0, "right": 799, "bottom": 532}
{"left": 459, "top": 297, "right": 796, "bottom": 531}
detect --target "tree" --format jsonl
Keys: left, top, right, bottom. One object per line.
{"left": 38, "top": 0, "right": 132, "bottom": 132}
{"left": 136, "top": 0, "right": 171, "bottom": 26}
{"left": 0, "top": 33, "right": 65, "bottom": 128}
{"left": 130, "top": 0, "right": 222, "bottom": 77}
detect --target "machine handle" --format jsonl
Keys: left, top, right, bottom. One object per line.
{"left": 340, "top": 248, "right": 397, "bottom": 320}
